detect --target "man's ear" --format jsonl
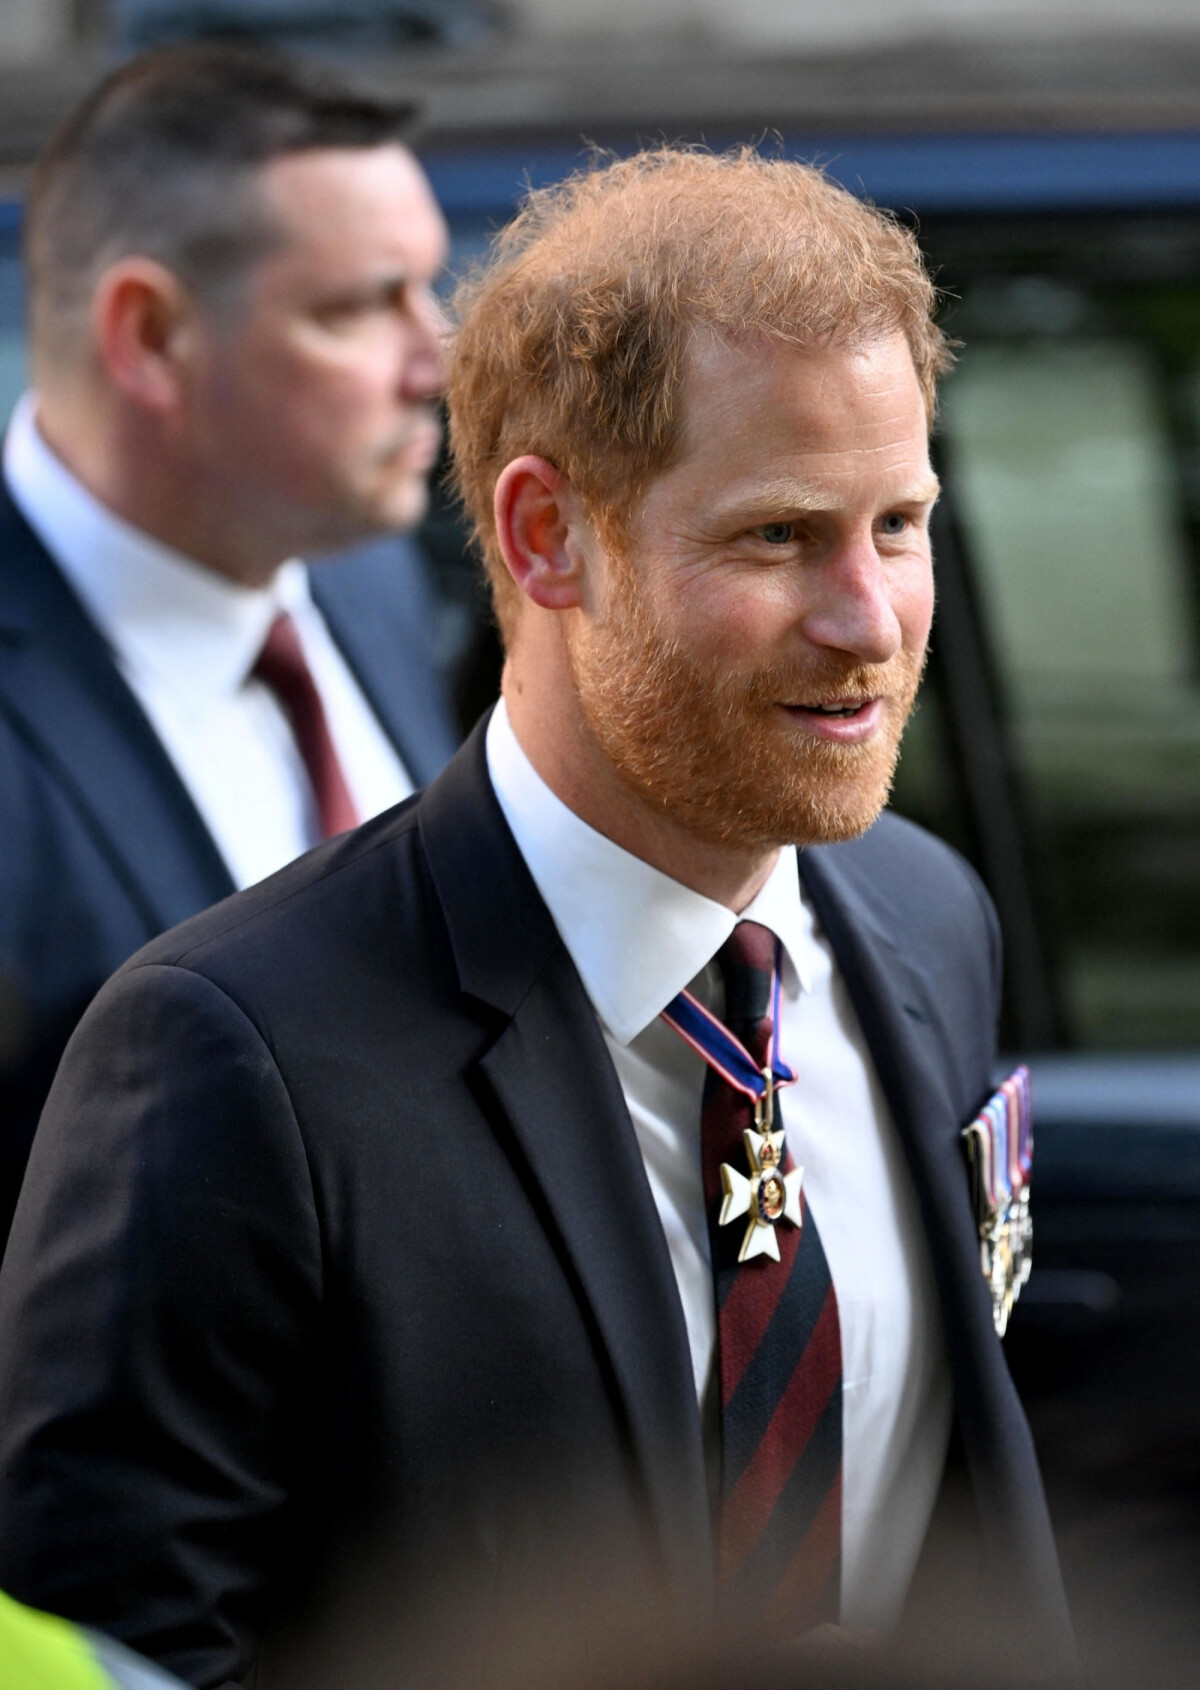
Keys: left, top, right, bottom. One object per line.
{"left": 92, "top": 258, "right": 199, "bottom": 414}
{"left": 493, "top": 455, "right": 590, "bottom": 612}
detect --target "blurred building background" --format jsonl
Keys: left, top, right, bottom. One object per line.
{"left": 1, "top": 1, "right": 1200, "bottom": 1681}
{"left": 4, "top": 0, "right": 1200, "bottom": 51}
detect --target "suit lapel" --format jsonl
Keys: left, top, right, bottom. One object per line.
{"left": 311, "top": 538, "right": 459, "bottom": 788}
{"left": 0, "top": 491, "right": 235, "bottom": 933}
{"left": 797, "top": 840, "right": 1043, "bottom": 1550}
{"left": 798, "top": 840, "right": 980, "bottom": 1274}
{"left": 417, "top": 726, "right": 712, "bottom": 1599}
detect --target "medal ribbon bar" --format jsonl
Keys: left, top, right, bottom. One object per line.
{"left": 963, "top": 1065, "right": 1033, "bottom": 1338}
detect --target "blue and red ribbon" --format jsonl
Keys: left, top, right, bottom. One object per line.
{"left": 661, "top": 936, "right": 797, "bottom": 1101}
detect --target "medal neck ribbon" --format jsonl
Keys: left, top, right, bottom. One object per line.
{"left": 660, "top": 934, "right": 797, "bottom": 1104}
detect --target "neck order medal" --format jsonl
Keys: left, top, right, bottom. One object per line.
{"left": 718, "top": 1073, "right": 804, "bottom": 1261}
{"left": 660, "top": 938, "right": 800, "bottom": 1265}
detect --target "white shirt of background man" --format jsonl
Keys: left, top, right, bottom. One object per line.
{"left": 4, "top": 392, "right": 414, "bottom": 890}
{"left": 486, "top": 697, "right": 954, "bottom": 1635}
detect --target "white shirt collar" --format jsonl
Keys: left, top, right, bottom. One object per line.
{"left": 3, "top": 390, "right": 306, "bottom": 707}
{"left": 485, "top": 697, "right": 812, "bottom": 1046}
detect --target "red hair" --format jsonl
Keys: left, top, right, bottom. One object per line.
{"left": 447, "top": 146, "right": 951, "bottom": 644}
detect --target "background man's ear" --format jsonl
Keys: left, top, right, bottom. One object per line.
{"left": 92, "top": 258, "right": 198, "bottom": 414}
{"left": 493, "top": 455, "right": 589, "bottom": 612}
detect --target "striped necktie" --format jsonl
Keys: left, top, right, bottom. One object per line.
{"left": 701, "top": 919, "right": 843, "bottom": 1631}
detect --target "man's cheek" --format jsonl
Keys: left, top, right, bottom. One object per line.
{"left": 685, "top": 594, "right": 779, "bottom": 655}
{"left": 889, "top": 573, "right": 932, "bottom": 645}
{"left": 907, "top": 592, "right": 936, "bottom": 650}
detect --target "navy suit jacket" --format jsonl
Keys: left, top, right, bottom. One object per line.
{"left": 0, "top": 479, "right": 459, "bottom": 1245}
{"left": 0, "top": 721, "right": 1073, "bottom": 1686}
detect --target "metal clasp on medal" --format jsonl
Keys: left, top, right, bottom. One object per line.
{"left": 753, "top": 1065, "right": 774, "bottom": 1134}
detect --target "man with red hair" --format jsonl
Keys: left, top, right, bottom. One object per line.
{"left": 0, "top": 149, "right": 1072, "bottom": 1687}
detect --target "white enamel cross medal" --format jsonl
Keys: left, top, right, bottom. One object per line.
{"left": 718, "top": 1071, "right": 804, "bottom": 1262}
{"left": 659, "top": 943, "right": 802, "bottom": 1265}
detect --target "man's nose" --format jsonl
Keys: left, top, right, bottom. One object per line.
{"left": 799, "top": 530, "right": 904, "bottom": 665}
{"left": 400, "top": 288, "right": 447, "bottom": 401}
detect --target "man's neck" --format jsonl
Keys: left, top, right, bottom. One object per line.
{"left": 501, "top": 673, "right": 779, "bottom": 914}
{"left": 33, "top": 397, "right": 286, "bottom": 589}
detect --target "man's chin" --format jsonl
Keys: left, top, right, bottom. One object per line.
{"left": 674, "top": 744, "right": 900, "bottom": 853}
{"left": 786, "top": 791, "right": 892, "bottom": 848}
{"left": 731, "top": 786, "right": 893, "bottom": 852}
{"left": 338, "top": 469, "right": 431, "bottom": 541}
{"left": 372, "top": 477, "right": 430, "bottom": 535}
{"left": 297, "top": 483, "right": 429, "bottom": 557}
{"left": 764, "top": 715, "right": 905, "bottom": 847}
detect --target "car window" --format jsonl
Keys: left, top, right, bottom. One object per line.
{"left": 896, "top": 222, "right": 1200, "bottom": 1049}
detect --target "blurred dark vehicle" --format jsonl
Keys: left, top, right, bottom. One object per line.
{"left": 110, "top": 0, "right": 503, "bottom": 52}
{"left": 2, "top": 15, "right": 1200, "bottom": 1679}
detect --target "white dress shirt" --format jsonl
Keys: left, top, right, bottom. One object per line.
{"left": 486, "top": 699, "right": 953, "bottom": 1634}
{"left": 3, "top": 392, "right": 414, "bottom": 891}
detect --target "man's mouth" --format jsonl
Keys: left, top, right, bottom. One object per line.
{"left": 789, "top": 698, "right": 876, "bottom": 717}
{"left": 778, "top": 696, "right": 885, "bottom": 740}
{"left": 379, "top": 415, "right": 442, "bottom": 467}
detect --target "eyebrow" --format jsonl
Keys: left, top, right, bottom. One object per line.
{"left": 361, "top": 271, "right": 411, "bottom": 298}
{"left": 710, "top": 472, "right": 942, "bottom": 525}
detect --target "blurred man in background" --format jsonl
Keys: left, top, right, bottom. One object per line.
{"left": 0, "top": 42, "right": 458, "bottom": 1248}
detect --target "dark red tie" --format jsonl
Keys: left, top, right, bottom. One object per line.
{"left": 702, "top": 919, "right": 843, "bottom": 1631}
{"left": 252, "top": 612, "right": 359, "bottom": 840}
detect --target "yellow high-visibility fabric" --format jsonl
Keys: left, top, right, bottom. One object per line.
{"left": 0, "top": 1590, "right": 112, "bottom": 1690}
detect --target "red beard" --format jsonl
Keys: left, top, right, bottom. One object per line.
{"left": 566, "top": 568, "right": 925, "bottom": 851}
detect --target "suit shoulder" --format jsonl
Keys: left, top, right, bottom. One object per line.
{"left": 124, "top": 794, "right": 427, "bottom": 983}
{"left": 803, "top": 813, "right": 1002, "bottom": 1100}
{"left": 806, "top": 810, "right": 999, "bottom": 970}
{"left": 822, "top": 809, "right": 989, "bottom": 906}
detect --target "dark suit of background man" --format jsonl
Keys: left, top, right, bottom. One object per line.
{"left": 0, "top": 149, "right": 1075, "bottom": 1687}
{"left": 0, "top": 44, "right": 459, "bottom": 1246}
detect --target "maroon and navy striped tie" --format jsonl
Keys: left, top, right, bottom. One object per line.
{"left": 701, "top": 919, "right": 844, "bottom": 1631}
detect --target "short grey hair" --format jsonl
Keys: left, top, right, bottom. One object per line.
{"left": 26, "top": 40, "right": 417, "bottom": 360}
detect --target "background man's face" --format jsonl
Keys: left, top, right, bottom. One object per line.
{"left": 567, "top": 331, "right": 938, "bottom": 848}
{"left": 185, "top": 143, "right": 447, "bottom": 553}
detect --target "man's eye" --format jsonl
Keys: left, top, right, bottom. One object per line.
{"left": 313, "top": 291, "right": 398, "bottom": 330}
{"left": 879, "top": 512, "right": 908, "bottom": 536}
{"left": 756, "top": 522, "right": 795, "bottom": 545}
{"left": 314, "top": 303, "right": 368, "bottom": 330}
